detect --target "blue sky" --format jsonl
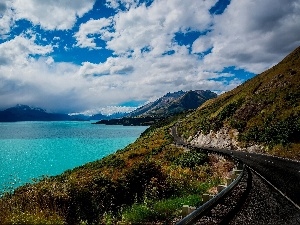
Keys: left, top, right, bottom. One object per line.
{"left": 0, "top": 0, "right": 300, "bottom": 114}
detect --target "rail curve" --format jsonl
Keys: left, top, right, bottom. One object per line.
{"left": 171, "top": 126, "right": 300, "bottom": 223}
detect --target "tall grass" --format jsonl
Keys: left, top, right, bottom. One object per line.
{"left": 121, "top": 194, "right": 202, "bottom": 223}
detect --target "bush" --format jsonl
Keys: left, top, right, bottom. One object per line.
{"left": 217, "top": 100, "right": 243, "bottom": 121}
{"left": 239, "top": 115, "right": 300, "bottom": 147}
{"left": 122, "top": 204, "right": 154, "bottom": 223}
{"left": 174, "top": 151, "right": 208, "bottom": 169}
{"left": 230, "top": 119, "right": 246, "bottom": 132}
{"left": 123, "top": 161, "right": 167, "bottom": 203}
{"left": 122, "top": 194, "right": 202, "bottom": 223}
{"left": 66, "top": 176, "right": 126, "bottom": 224}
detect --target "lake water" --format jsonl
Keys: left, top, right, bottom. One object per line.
{"left": 0, "top": 121, "right": 147, "bottom": 193}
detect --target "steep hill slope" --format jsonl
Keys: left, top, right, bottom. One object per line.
{"left": 178, "top": 46, "right": 300, "bottom": 159}
{"left": 127, "top": 90, "right": 217, "bottom": 117}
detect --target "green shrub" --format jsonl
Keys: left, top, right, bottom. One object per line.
{"left": 217, "top": 99, "right": 244, "bottom": 120}
{"left": 230, "top": 119, "right": 246, "bottom": 132}
{"left": 107, "top": 157, "right": 126, "bottom": 168}
{"left": 174, "top": 151, "right": 208, "bottom": 169}
{"left": 123, "top": 161, "right": 167, "bottom": 203}
{"left": 122, "top": 194, "right": 202, "bottom": 223}
{"left": 198, "top": 116, "right": 211, "bottom": 134}
{"left": 122, "top": 204, "right": 154, "bottom": 223}
{"left": 239, "top": 115, "right": 300, "bottom": 147}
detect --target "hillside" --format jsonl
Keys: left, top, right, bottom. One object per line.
{"left": 177, "top": 46, "right": 300, "bottom": 159}
{"left": 127, "top": 90, "right": 217, "bottom": 117}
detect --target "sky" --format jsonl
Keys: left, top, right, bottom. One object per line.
{"left": 0, "top": 0, "right": 300, "bottom": 115}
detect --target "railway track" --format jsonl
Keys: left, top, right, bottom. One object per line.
{"left": 193, "top": 166, "right": 252, "bottom": 225}
{"left": 175, "top": 147, "right": 300, "bottom": 224}
{"left": 171, "top": 126, "right": 300, "bottom": 224}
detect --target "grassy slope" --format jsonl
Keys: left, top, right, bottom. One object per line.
{"left": 0, "top": 115, "right": 233, "bottom": 224}
{"left": 178, "top": 46, "right": 300, "bottom": 159}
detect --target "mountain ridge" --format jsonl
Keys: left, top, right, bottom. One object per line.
{"left": 0, "top": 104, "right": 126, "bottom": 122}
{"left": 0, "top": 104, "right": 71, "bottom": 122}
{"left": 127, "top": 90, "right": 217, "bottom": 118}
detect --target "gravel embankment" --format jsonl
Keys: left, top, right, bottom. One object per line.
{"left": 230, "top": 171, "right": 300, "bottom": 225}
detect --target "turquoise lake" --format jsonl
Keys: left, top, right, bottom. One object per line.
{"left": 0, "top": 121, "right": 147, "bottom": 193}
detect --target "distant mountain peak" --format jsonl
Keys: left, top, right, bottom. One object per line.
{"left": 0, "top": 104, "right": 129, "bottom": 122}
{"left": 164, "top": 90, "right": 185, "bottom": 97}
{"left": 13, "top": 104, "right": 46, "bottom": 112}
{"left": 0, "top": 104, "right": 68, "bottom": 122}
{"left": 127, "top": 90, "right": 217, "bottom": 118}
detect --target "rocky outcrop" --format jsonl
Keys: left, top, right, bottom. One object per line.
{"left": 189, "top": 127, "right": 265, "bottom": 153}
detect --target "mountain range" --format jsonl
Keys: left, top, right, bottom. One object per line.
{"left": 0, "top": 90, "right": 217, "bottom": 123}
{"left": 0, "top": 104, "right": 126, "bottom": 122}
{"left": 95, "top": 90, "right": 217, "bottom": 125}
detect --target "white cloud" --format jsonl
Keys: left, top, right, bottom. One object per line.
{"left": 79, "top": 56, "right": 135, "bottom": 76}
{"left": 12, "top": 0, "right": 95, "bottom": 30}
{"left": 79, "top": 106, "right": 137, "bottom": 116}
{"left": 107, "top": 0, "right": 216, "bottom": 55}
{"left": 0, "top": 35, "right": 161, "bottom": 113}
{"left": 76, "top": 44, "right": 240, "bottom": 107}
{"left": 2, "top": 0, "right": 300, "bottom": 114}
{"left": 75, "top": 0, "right": 216, "bottom": 54}
{"left": 74, "top": 18, "right": 112, "bottom": 49}
{"left": 45, "top": 56, "right": 54, "bottom": 65}
{"left": 0, "top": 2, "right": 6, "bottom": 14}
{"left": 0, "top": 0, "right": 14, "bottom": 38}
{"left": 192, "top": 34, "right": 213, "bottom": 54}
{"left": 194, "top": 0, "right": 300, "bottom": 73}
{"left": 106, "top": 0, "right": 140, "bottom": 10}
{"left": 0, "top": 0, "right": 96, "bottom": 38}
{"left": 72, "top": 0, "right": 300, "bottom": 112}
{"left": 0, "top": 35, "right": 84, "bottom": 112}
{"left": 0, "top": 35, "right": 53, "bottom": 66}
